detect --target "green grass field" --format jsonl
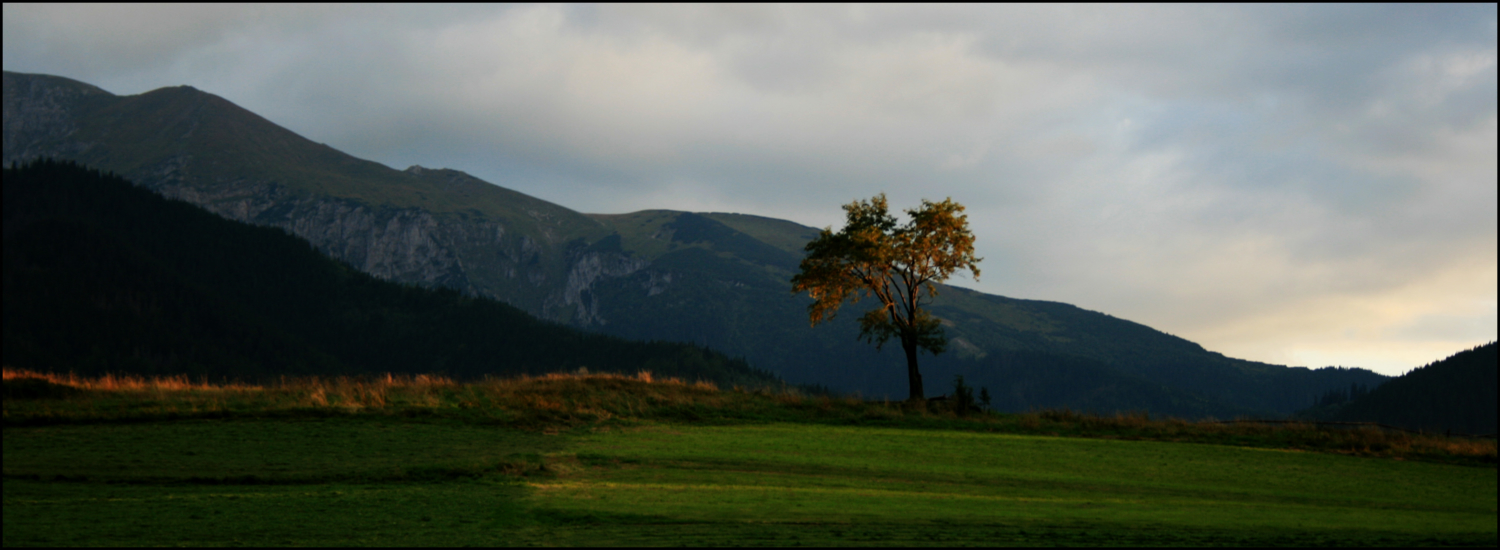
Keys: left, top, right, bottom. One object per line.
{"left": 534, "top": 424, "right": 1495, "bottom": 545}
{"left": 3, "top": 372, "right": 1495, "bottom": 546}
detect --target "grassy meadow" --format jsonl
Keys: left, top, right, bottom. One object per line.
{"left": 3, "top": 369, "right": 1496, "bottom": 546}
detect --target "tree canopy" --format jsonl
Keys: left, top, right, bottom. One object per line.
{"left": 791, "top": 194, "right": 981, "bottom": 400}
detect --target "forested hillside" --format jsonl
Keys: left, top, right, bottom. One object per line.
{"left": 1304, "top": 343, "right": 1497, "bottom": 435}
{"left": 2, "top": 159, "right": 778, "bottom": 386}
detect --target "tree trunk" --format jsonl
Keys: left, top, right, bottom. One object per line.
{"left": 903, "top": 337, "right": 924, "bottom": 401}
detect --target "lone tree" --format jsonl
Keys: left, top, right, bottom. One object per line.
{"left": 791, "top": 193, "right": 981, "bottom": 401}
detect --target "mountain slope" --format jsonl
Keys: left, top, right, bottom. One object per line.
{"left": 4, "top": 71, "right": 613, "bottom": 319}
{"left": 579, "top": 207, "right": 1384, "bottom": 414}
{"left": 3, "top": 159, "right": 778, "bottom": 386}
{"left": 3, "top": 71, "right": 1389, "bottom": 415}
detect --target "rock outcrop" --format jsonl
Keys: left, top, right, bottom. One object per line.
{"left": 2, "top": 72, "right": 108, "bottom": 162}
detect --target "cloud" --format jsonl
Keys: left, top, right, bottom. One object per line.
{"left": 4, "top": 4, "right": 1494, "bottom": 375}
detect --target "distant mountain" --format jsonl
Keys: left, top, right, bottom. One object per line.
{"left": 1301, "top": 343, "right": 1496, "bottom": 435}
{"left": 3, "top": 71, "right": 1389, "bottom": 415}
{"left": 3, "top": 159, "right": 778, "bottom": 386}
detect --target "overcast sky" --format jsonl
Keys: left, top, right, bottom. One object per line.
{"left": 5, "top": 4, "right": 1495, "bottom": 376}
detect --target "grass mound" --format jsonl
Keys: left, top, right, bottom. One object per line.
{"left": 4, "top": 367, "right": 1494, "bottom": 466}
{"left": 3, "top": 377, "right": 82, "bottom": 400}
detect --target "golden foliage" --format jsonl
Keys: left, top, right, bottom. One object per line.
{"left": 790, "top": 194, "right": 981, "bottom": 399}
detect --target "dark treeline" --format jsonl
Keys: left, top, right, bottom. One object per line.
{"left": 920, "top": 349, "right": 1255, "bottom": 419}
{"left": 1313, "top": 383, "right": 1371, "bottom": 408}
{"left": 2, "top": 159, "right": 780, "bottom": 386}
{"left": 1319, "top": 342, "right": 1497, "bottom": 435}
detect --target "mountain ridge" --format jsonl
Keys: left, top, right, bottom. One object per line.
{"left": 3, "top": 70, "right": 1389, "bottom": 414}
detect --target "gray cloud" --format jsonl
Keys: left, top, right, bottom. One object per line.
{"left": 4, "top": 4, "right": 1494, "bottom": 375}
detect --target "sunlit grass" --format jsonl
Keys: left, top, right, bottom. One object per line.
{"left": 2, "top": 368, "right": 261, "bottom": 391}
{"left": 3, "top": 367, "right": 726, "bottom": 427}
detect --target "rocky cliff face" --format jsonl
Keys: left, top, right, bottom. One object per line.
{"left": 137, "top": 169, "right": 660, "bottom": 325}
{"left": 158, "top": 178, "right": 473, "bottom": 291}
{"left": 551, "top": 251, "right": 650, "bottom": 325}
{"left": 1, "top": 70, "right": 662, "bottom": 325}
{"left": 2, "top": 72, "right": 107, "bottom": 164}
